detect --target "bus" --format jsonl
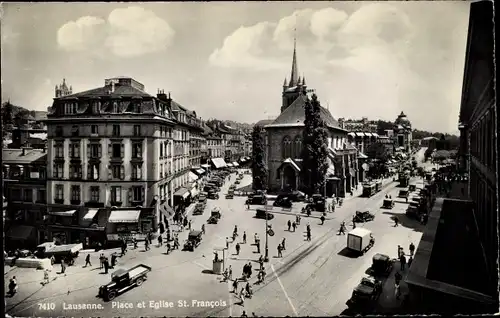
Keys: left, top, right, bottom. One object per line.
{"left": 362, "top": 182, "right": 377, "bottom": 197}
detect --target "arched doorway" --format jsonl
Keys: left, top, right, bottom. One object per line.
{"left": 283, "top": 165, "right": 297, "bottom": 191}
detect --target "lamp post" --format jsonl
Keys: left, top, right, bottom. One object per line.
{"left": 264, "top": 208, "right": 269, "bottom": 262}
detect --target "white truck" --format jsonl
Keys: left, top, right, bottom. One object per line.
{"left": 347, "top": 228, "right": 374, "bottom": 255}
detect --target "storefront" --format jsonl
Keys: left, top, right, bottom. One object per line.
{"left": 106, "top": 209, "right": 142, "bottom": 242}
{"left": 173, "top": 187, "right": 190, "bottom": 210}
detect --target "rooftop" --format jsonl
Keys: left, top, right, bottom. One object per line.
{"left": 266, "top": 95, "right": 342, "bottom": 129}
{"left": 55, "top": 84, "right": 151, "bottom": 100}
{"left": 2, "top": 148, "right": 47, "bottom": 164}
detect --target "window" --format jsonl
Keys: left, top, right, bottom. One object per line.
{"left": 53, "top": 163, "right": 64, "bottom": 178}
{"left": 65, "top": 103, "right": 76, "bottom": 115}
{"left": 282, "top": 136, "right": 292, "bottom": 158}
{"left": 55, "top": 126, "right": 63, "bottom": 137}
{"left": 112, "top": 102, "right": 119, "bottom": 113}
{"left": 132, "top": 142, "right": 142, "bottom": 158}
{"left": 37, "top": 189, "right": 46, "bottom": 203}
{"left": 69, "top": 164, "right": 82, "bottom": 179}
{"left": 71, "top": 125, "right": 79, "bottom": 137}
{"left": 111, "top": 186, "right": 122, "bottom": 203}
{"left": 111, "top": 143, "right": 123, "bottom": 158}
{"left": 92, "top": 102, "right": 100, "bottom": 114}
{"left": 54, "top": 143, "right": 64, "bottom": 158}
{"left": 90, "top": 186, "right": 100, "bottom": 202}
{"left": 133, "top": 125, "right": 141, "bottom": 136}
{"left": 294, "top": 136, "right": 302, "bottom": 158}
{"left": 91, "top": 125, "right": 98, "bottom": 134}
{"left": 160, "top": 142, "right": 164, "bottom": 157}
{"left": 136, "top": 103, "right": 142, "bottom": 113}
{"left": 160, "top": 164, "right": 164, "bottom": 178}
{"left": 111, "top": 164, "right": 124, "bottom": 179}
{"left": 55, "top": 184, "right": 64, "bottom": 200}
{"left": 112, "top": 125, "right": 120, "bottom": 136}
{"left": 88, "top": 163, "right": 99, "bottom": 180}
{"left": 69, "top": 142, "right": 80, "bottom": 158}
{"left": 89, "top": 143, "right": 101, "bottom": 158}
{"left": 23, "top": 189, "right": 33, "bottom": 202}
{"left": 71, "top": 185, "right": 81, "bottom": 202}
{"left": 132, "top": 186, "right": 143, "bottom": 202}
{"left": 132, "top": 164, "right": 142, "bottom": 179}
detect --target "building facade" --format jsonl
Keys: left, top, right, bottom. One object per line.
{"left": 393, "top": 111, "right": 413, "bottom": 152}
{"left": 3, "top": 147, "right": 47, "bottom": 248}
{"left": 44, "top": 77, "right": 195, "bottom": 246}
{"left": 261, "top": 42, "right": 358, "bottom": 196}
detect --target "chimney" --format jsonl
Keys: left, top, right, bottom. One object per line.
{"left": 111, "top": 81, "right": 115, "bottom": 93}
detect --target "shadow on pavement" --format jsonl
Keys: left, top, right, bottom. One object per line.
{"left": 382, "top": 212, "right": 425, "bottom": 232}
{"left": 337, "top": 247, "right": 359, "bottom": 259}
{"left": 201, "top": 269, "right": 214, "bottom": 274}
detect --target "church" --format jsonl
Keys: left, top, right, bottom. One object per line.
{"left": 258, "top": 42, "right": 359, "bottom": 198}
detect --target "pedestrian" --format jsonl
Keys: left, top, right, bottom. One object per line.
{"left": 398, "top": 245, "right": 402, "bottom": 258}
{"left": 409, "top": 242, "right": 415, "bottom": 256}
{"left": 228, "top": 265, "right": 233, "bottom": 280}
{"left": 243, "top": 231, "right": 247, "bottom": 244}
{"left": 61, "top": 259, "right": 66, "bottom": 274}
{"left": 148, "top": 232, "right": 153, "bottom": 245}
{"left": 202, "top": 224, "right": 205, "bottom": 234}
{"left": 241, "top": 311, "right": 248, "bottom": 317}
{"left": 287, "top": 220, "right": 291, "bottom": 231}
{"left": 239, "top": 288, "right": 246, "bottom": 305}
{"left": 395, "top": 282, "right": 401, "bottom": 299}
{"left": 236, "top": 243, "right": 241, "bottom": 255}
{"left": 99, "top": 253, "right": 104, "bottom": 269}
{"left": 43, "top": 269, "right": 50, "bottom": 285}
{"left": 158, "top": 235, "right": 163, "bottom": 246}
{"left": 281, "top": 238, "right": 286, "bottom": 250}
{"left": 395, "top": 271, "right": 402, "bottom": 285}
{"left": 394, "top": 216, "right": 399, "bottom": 227}
{"left": 307, "top": 230, "right": 311, "bottom": 241}
{"left": 306, "top": 223, "right": 311, "bottom": 232}
{"left": 408, "top": 255, "right": 413, "bottom": 268}
{"left": 254, "top": 233, "right": 258, "bottom": 245}
{"left": 320, "top": 215, "right": 325, "bottom": 225}
{"left": 277, "top": 244, "right": 282, "bottom": 257}
{"left": 336, "top": 197, "right": 340, "bottom": 204}
{"left": 400, "top": 254, "right": 407, "bottom": 271}
{"left": 259, "top": 255, "right": 264, "bottom": 270}
{"left": 189, "top": 219, "right": 192, "bottom": 231}
{"left": 166, "top": 242, "right": 171, "bottom": 254}
{"left": 145, "top": 239, "right": 150, "bottom": 251}
{"left": 133, "top": 238, "right": 138, "bottom": 249}
{"left": 111, "top": 253, "right": 117, "bottom": 268}
{"left": 84, "top": 254, "right": 91, "bottom": 267}
{"left": 292, "top": 222, "right": 296, "bottom": 232}
{"left": 257, "top": 241, "right": 260, "bottom": 254}
{"left": 232, "top": 278, "right": 238, "bottom": 293}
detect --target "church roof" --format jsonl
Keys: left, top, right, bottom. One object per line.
{"left": 255, "top": 119, "right": 275, "bottom": 127}
{"left": 266, "top": 95, "right": 342, "bottom": 130}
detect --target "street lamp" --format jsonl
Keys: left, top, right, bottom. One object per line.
{"left": 264, "top": 209, "right": 269, "bottom": 262}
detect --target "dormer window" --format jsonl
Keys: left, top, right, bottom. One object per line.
{"left": 64, "top": 103, "right": 77, "bottom": 115}
{"left": 136, "top": 103, "right": 142, "bottom": 113}
{"left": 112, "top": 102, "right": 119, "bottom": 113}
{"left": 92, "top": 101, "right": 100, "bottom": 114}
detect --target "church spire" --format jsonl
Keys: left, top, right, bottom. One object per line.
{"left": 288, "top": 30, "right": 299, "bottom": 87}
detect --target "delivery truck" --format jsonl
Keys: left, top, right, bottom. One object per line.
{"left": 347, "top": 228, "right": 374, "bottom": 255}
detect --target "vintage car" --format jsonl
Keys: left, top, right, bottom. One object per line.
{"left": 370, "top": 253, "right": 393, "bottom": 276}
{"left": 207, "top": 191, "right": 220, "bottom": 200}
{"left": 246, "top": 194, "right": 267, "bottom": 205}
{"left": 237, "top": 174, "right": 244, "bottom": 180}
{"left": 398, "top": 189, "right": 410, "bottom": 199}
{"left": 203, "top": 185, "right": 218, "bottom": 193}
{"left": 406, "top": 201, "right": 421, "bottom": 218}
{"left": 273, "top": 196, "right": 293, "bottom": 208}
{"left": 255, "top": 209, "right": 274, "bottom": 220}
{"left": 306, "top": 194, "right": 326, "bottom": 212}
{"left": 346, "top": 276, "right": 383, "bottom": 311}
{"left": 226, "top": 193, "right": 234, "bottom": 199}
{"left": 409, "top": 184, "right": 417, "bottom": 192}
{"left": 382, "top": 198, "right": 394, "bottom": 209}
{"left": 234, "top": 180, "right": 241, "bottom": 185}
{"left": 98, "top": 264, "right": 152, "bottom": 301}
{"left": 229, "top": 185, "right": 237, "bottom": 191}
{"left": 207, "top": 208, "right": 221, "bottom": 224}
{"left": 183, "top": 231, "right": 203, "bottom": 251}
{"left": 198, "top": 193, "right": 208, "bottom": 204}
{"left": 353, "top": 210, "right": 375, "bottom": 223}
{"left": 193, "top": 203, "right": 206, "bottom": 215}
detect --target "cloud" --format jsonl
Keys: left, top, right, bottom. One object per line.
{"left": 56, "top": 6, "right": 175, "bottom": 58}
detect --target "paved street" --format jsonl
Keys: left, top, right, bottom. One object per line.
{"left": 5, "top": 171, "right": 425, "bottom": 317}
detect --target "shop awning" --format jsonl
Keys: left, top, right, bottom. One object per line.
{"left": 201, "top": 164, "right": 210, "bottom": 169}
{"left": 358, "top": 152, "right": 368, "bottom": 159}
{"left": 190, "top": 187, "right": 199, "bottom": 197}
{"left": 174, "top": 187, "right": 190, "bottom": 199}
{"left": 227, "top": 163, "right": 234, "bottom": 167}
{"left": 355, "top": 132, "right": 365, "bottom": 137}
{"left": 83, "top": 209, "right": 99, "bottom": 221}
{"left": 372, "top": 133, "right": 379, "bottom": 137}
{"left": 210, "top": 158, "right": 227, "bottom": 169}
{"left": 49, "top": 210, "right": 77, "bottom": 217}
{"left": 232, "top": 162, "right": 239, "bottom": 167}
{"left": 6, "top": 225, "right": 35, "bottom": 240}
{"left": 159, "top": 202, "right": 175, "bottom": 218}
{"left": 365, "top": 132, "right": 373, "bottom": 137}
{"left": 108, "top": 210, "right": 141, "bottom": 223}
{"left": 348, "top": 132, "right": 355, "bottom": 137}
{"left": 189, "top": 171, "right": 199, "bottom": 182}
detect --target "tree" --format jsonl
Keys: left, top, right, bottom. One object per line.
{"left": 301, "top": 94, "right": 329, "bottom": 195}
{"left": 376, "top": 120, "right": 394, "bottom": 136}
{"left": 365, "top": 142, "right": 390, "bottom": 163}
{"left": 1, "top": 101, "right": 14, "bottom": 128}
{"left": 251, "top": 125, "right": 267, "bottom": 191}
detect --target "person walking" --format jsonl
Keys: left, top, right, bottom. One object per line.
{"left": 99, "top": 253, "right": 105, "bottom": 269}
{"left": 166, "top": 242, "right": 171, "bottom": 254}
{"left": 103, "top": 257, "right": 109, "bottom": 274}
{"left": 158, "top": 235, "right": 163, "bottom": 247}
{"left": 281, "top": 238, "right": 286, "bottom": 251}
{"left": 320, "top": 215, "right": 325, "bottom": 225}
{"left": 409, "top": 242, "right": 415, "bottom": 256}
{"left": 228, "top": 265, "right": 233, "bottom": 280}
{"left": 232, "top": 278, "right": 239, "bottom": 293}
{"left": 60, "top": 259, "right": 66, "bottom": 274}
{"left": 239, "top": 288, "right": 246, "bottom": 305}
{"left": 306, "top": 229, "right": 311, "bottom": 241}
{"left": 400, "top": 254, "right": 407, "bottom": 271}
{"left": 84, "top": 254, "right": 91, "bottom": 267}
{"left": 394, "top": 216, "right": 399, "bottom": 227}
{"left": 188, "top": 219, "right": 192, "bottom": 231}
{"left": 236, "top": 243, "right": 241, "bottom": 255}
{"left": 133, "top": 238, "right": 138, "bottom": 249}
{"left": 242, "top": 231, "right": 247, "bottom": 244}
{"left": 408, "top": 255, "right": 413, "bottom": 268}
{"left": 145, "top": 239, "right": 150, "bottom": 251}
{"left": 43, "top": 269, "right": 50, "bottom": 285}
{"left": 292, "top": 221, "right": 297, "bottom": 232}
{"left": 259, "top": 255, "right": 264, "bottom": 270}
{"left": 111, "top": 253, "right": 117, "bottom": 269}
{"left": 287, "top": 220, "right": 291, "bottom": 231}
{"left": 277, "top": 244, "right": 283, "bottom": 257}
{"left": 201, "top": 224, "right": 205, "bottom": 235}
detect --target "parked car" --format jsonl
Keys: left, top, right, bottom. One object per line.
{"left": 273, "top": 196, "right": 293, "bottom": 208}
{"left": 306, "top": 194, "right": 326, "bottom": 212}
{"left": 246, "top": 194, "right": 267, "bottom": 205}
{"left": 346, "top": 276, "right": 383, "bottom": 311}
{"left": 353, "top": 210, "right": 375, "bottom": 223}
{"left": 235, "top": 180, "right": 241, "bottom": 185}
{"left": 207, "top": 207, "right": 221, "bottom": 224}
{"left": 98, "top": 264, "right": 152, "bottom": 301}
{"left": 255, "top": 209, "right": 274, "bottom": 220}
{"left": 207, "top": 191, "right": 219, "bottom": 200}
{"left": 226, "top": 193, "right": 234, "bottom": 199}
{"left": 370, "top": 253, "right": 393, "bottom": 276}
{"left": 193, "top": 203, "right": 206, "bottom": 215}
{"left": 198, "top": 193, "right": 207, "bottom": 204}
{"left": 398, "top": 189, "right": 410, "bottom": 198}
{"left": 183, "top": 231, "right": 203, "bottom": 251}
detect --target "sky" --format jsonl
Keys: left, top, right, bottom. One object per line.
{"left": 1, "top": 2, "right": 471, "bottom": 134}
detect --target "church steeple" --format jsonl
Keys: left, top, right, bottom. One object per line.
{"left": 288, "top": 34, "right": 299, "bottom": 87}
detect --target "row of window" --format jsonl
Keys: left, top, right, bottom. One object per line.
{"left": 469, "top": 109, "right": 496, "bottom": 171}
{"left": 54, "top": 185, "right": 144, "bottom": 203}
{"left": 3, "top": 166, "right": 46, "bottom": 180}
{"left": 52, "top": 163, "right": 143, "bottom": 180}
{"left": 54, "top": 142, "right": 143, "bottom": 159}
{"left": 8, "top": 188, "right": 45, "bottom": 203}
{"left": 63, "top": 101, "right": 143, "bottom": 115}
{"left": 55, "top": 125, "right": 142, "bottom": 137}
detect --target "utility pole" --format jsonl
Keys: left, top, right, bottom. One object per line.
{"left": 264, "top": 209, "right": 269, "bottom": 262}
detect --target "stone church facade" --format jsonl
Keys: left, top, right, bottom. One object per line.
{"left": 259, "top": 42, "right": 359, "bottom": 197}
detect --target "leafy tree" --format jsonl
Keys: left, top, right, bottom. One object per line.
{"left": 365, "top": 142, "right": 390, "bottom": 163}
{"left": 301, "top": 94, "right": 329, "bottom": 195}
{"left": 424, "top": 142, "right": 436, "bottom": 160}
{"left": 251, "top": 125, "right": 267, "bottom": 191}
{"left": 367, "top": 162, "right": 389, "bottom": 179}
{"left": 1, "top": 101, "right": 14, "bottom": 128}
{"left": 376, "top": 120, "right": 394, "bottom": 136}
